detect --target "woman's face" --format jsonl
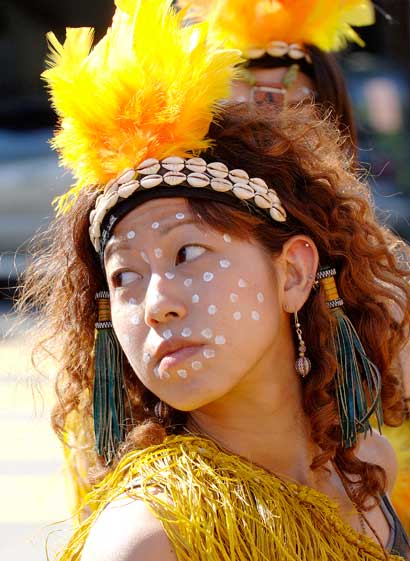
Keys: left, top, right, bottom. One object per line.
{"left": 104, "top": 198, "right": 289, "bottom": 411}
{"left": 232, "top": 66, "right": 315, "bottom": 106}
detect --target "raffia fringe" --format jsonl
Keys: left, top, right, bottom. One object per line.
{"left": 56, "top": 435, "right": 403, "bottom": 561}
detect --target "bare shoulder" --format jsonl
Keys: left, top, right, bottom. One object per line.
{"left": 81, "top": 495, "right": 178, "bottom": 561}
{"left": 356, "top": 430, "right": 398, "bottom": 494}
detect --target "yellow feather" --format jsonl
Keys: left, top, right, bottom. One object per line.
{"left": 42, "top": 0, "right": 241, "bottom": 213}
{"left": 177, "top": 0, "right": 375, "bottom": 54}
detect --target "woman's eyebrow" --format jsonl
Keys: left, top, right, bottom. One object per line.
{"left": 158, "top": 218, "right": 198, "bottom": 237}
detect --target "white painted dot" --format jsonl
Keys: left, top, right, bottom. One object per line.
{"left": 215, "top": 335, "right": 226, "bottom": 345}
{"left": 203, "top": 348, "right": 216, "bottom": 359}
{"left": 129, "top": 297, "right": 137, "bottom": 305}
{"left": 177, "top": 369, "right": 188, "bottom": 378}
{"left": 152, "top": 305, "right": 160, "bottom": 314}
{"left": 127, "top": 230, "right": 136, "bottom": 239}
{"left": 176, "top": 213, "right": 185, "bottom": 220}
{"left": 140, "top": 251, "right": 149, "bottom": 263}
{"left": 192, "top": 361, "right": 202, "bottom": 370}
{"left": 208, "top": 305, "right": 217, "bottom": 316}
{"left": 154, "top": 248, "right": 163, "bottom": 259}
{"left": 162, "top": 370, "right": 171, "bottom": 380}
{"left": 181, "top": 327, "right": 192, "bottom": 338}
{"left": 143, "top": 352, "right": 151, "bottom": 364}
{"left": 257, "top": 292, "right": 265, "bottom": 303}
{"left": 165, "top": 272, "right": 175, "bottom": 280}
{"left": 131, "top": 314, "right": 141, "bottom": 325}
{"left": 192, "top": 294, "right": 200, "bottom": 303}
{"left": 201, "top": 328, "right": 213, "bottom": 339}
{"left": 219, "top": 259, "right": 231, "bottom": 269}
{"left": 163, "top": 329, "right": 173, "bottom": 340}
{"left": 184, "top": 278, "right": 193, "bottom": 287}
{"left": 230, "top": 293, "right": 239, "bottom": 303}
{"left": 223, "top": 233, "right": 232, "bottom": 243}
{"left": 203, "top": 272, "right": 214, "bottom": 282}
{"left": 123, "top": 334, "right": 130, "bottom": 345}
{"left": 251, "top": 311, "right": 260, "bottom": 321}
{"left": 233, "top": 311, "right": 241, "bottom": 320}
{"left": 151, "top": 221, "right": 160, "bottom": 229}
{"left": 238, "top": 278, "right": 248, "bottom": 288}
{"left": 154, "top": 366, "right": 160, "bottom": 378}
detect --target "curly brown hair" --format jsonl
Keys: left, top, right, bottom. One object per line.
{"left": 18, "top": 104, "right": 410, "bottom": 510}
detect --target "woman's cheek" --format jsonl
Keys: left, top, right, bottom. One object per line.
{"left": 111, "top": 297, "right": 145, "bottom": 355}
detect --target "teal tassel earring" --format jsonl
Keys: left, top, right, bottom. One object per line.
{"left": 317, "top": 267, "right": 383, "bottom": 448}
{"left": 93, "top": 291, "right": 127, "bottom": 464}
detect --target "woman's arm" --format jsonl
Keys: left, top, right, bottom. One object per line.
{"left": 81, "top": 496, "right": 178, "bottom": 561}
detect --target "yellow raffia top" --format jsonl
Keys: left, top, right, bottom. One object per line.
{"left": 57, "top": 434, "right": 403, "bottom": 561}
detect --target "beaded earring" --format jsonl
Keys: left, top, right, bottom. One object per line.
{"left": 294, "top": 311, "right": 311, "bottom": 377}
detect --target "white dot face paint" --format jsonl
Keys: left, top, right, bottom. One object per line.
{"left": 154, "top": 248, "right": 163, "bottom": 259}
{"left": 192, "top": 361, "right": 202, "bottom": 370}
{"left": 192, "top": 294, "right": 200, "bottom": 304}
{"left": 201, "top": 328, "right": 213, "bottom": 339}
{"left": 238, "top": 278, "right": 248, "bottom": 288}
{"left": 215, "top": 335, "right": 226, "bottom": 345}
{"left": 203, "top": 272, "right": 214, "bottom": 282}
{"left": 251, "top": 311, "right": 260, "bottom": 321}
{"left": 230, "top": 293, "right": 239, "bottom": 303}
{"left": 233, "top": 311, "right": 242, "bottom": 321}
{"left": 162, "top": 371, "right": 171, "bottom": 380}
{"left": 140, "top": 251, "right": 149, "bottom": 264}
{"left": 143, "top": 352, "right": 151, "bottom": 364}
{"left": 208, "top": 305, "right": 217, "bottom": 316}
{"left": 219, "top": 259, "right": 231, "bottom": 269}
{"left": 163, "top": 329, "right": 173, "bottom": 340}
{"left": 165, "top": 272, "right": 175, "bottom": 280}
{"left": 177, "top": 369, "right": 188, "bottom": 379}
{"left": 257, "top": 292, "right": 265, "bottom": 303}
{"left": 151, "top": 221, "right": 160, "bottom": 230}
{"left": 123, "top": 334, "right": 130, "bottom": 345}
{"left": 129, "top": 297, "right": 137, "bottom": 305}
{"left": 127, "top": 230, "right": 136, "bottom": 239}
{"left": 184, "top": 278, "right": 193, "bottom": 287}
{"left": 154, "top": 366, "right": 160, "bottom": 378}
{"left": 131, "top": 314, "right": 141, "bottom": 325}
{"left": 176, "top": 213, "right": 185, "bottom": 220}
{"left": 223, "top": 233, "right": 232, "bottom": 243}
{"left": 203, "top": 348, "right": 216, "bottom": 359}
{"left": 181, "top": 327, "right": 192, "bottom": 338}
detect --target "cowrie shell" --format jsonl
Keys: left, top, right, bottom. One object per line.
{"left": 229, "top": 169, "right": 249, "bottom": 184}
{"left": 162, "top": 156, "right": 185, "bottom": 172}
{"left": 267, "top": 190, "right": 282, "bottom": 206}
{"left": 270, "top": 205, "right": 287, "bottom": 222}
{"left": 89, "top": 209, "right": 96, "bottom": 225}
{"left": 232, "top": 184, "right": 254, "bottom": 200}
{"left": 137, "top": 158, "right": 160, "bottom": 175}
{"left": 103, "top": 178, "right": 118, "bottom": 194}
{"left": 288, "top": 43, "right": 305, "bottom": 60}
{"left": 210, "top": 178, "right": 232, "bottom": 192}
{"left": 249, "top": 177, "right": 269, "bottom": 194}
{"left": 266, "top": 40, "right": 288, "bottom": 57}
{"left": 247, "top": 47, "right": 266, "bottom": 59}
{"left": 118, "top": 180, "right": 139, "bottom": 199}
{"left": 254, "top": 193, "right": 272, "bottom": 209}
{"left": 163, "top": 171, "right": 186, "bottom": 185}
{"left": 103, "top": 192, "right": 119, "bottom": 210}
{"left": 187, "top": 172, "right": 210, "bottom": 188}
{"left": 117, "top": 168, "right": 136, "bottom": 185}
{"left": 186, "top": 157, "right": 207, "bottom": 173}
{"left": 207, "top": 162, "right": 229, "bottom": 178}
{"left": 140, "top": 174, "right": 163, "bottom": 189}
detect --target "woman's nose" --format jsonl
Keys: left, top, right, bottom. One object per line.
{"left": 144, "top": 273, "right": 188, "bottom": 327}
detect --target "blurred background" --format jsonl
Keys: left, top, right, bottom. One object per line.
{"left": 0, "top": 1, "right": 409, "bottom": 560}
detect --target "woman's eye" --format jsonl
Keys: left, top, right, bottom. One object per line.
{"left": 113, "top": 271, "right": 142, "bottom": 287}
{"left": 176, "top": 245, "right": 206, "bottom": 265}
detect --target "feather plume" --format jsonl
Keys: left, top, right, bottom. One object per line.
{"left": 178, "top": 0, "right": 375, "bottom": 54}
{"left": 42, "top": 0, "right": 240, "bottom": 213}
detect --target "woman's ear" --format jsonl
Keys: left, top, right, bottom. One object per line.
{"left": 278, "top": 236, "right": 319, "bottom": 312}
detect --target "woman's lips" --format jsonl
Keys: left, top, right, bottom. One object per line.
{"left": 159, "top": 345, "right": 203, "bottom": 370}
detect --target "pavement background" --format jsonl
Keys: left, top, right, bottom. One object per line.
{"left": 0, "top": 301, "right": 73, "bottom": 561}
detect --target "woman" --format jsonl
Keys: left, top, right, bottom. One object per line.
{"left": 20, "top": 0, "right": 410, "bottom": 559}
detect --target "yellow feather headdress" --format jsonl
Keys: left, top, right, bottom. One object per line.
{"left": 42, "top": 0, "right": 241, "bottom": 213}
{"left": 177, "top": 0, "right": 375, "bottom": 56}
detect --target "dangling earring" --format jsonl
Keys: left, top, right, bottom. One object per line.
{"left": 154, "top": 400, "right": 170, "bottom": 424}
{"left": 294, "top": 311, "right": 311, "bottom": 377}
{"left": 93, "top": 290, "right": 129, "bottom": 465}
